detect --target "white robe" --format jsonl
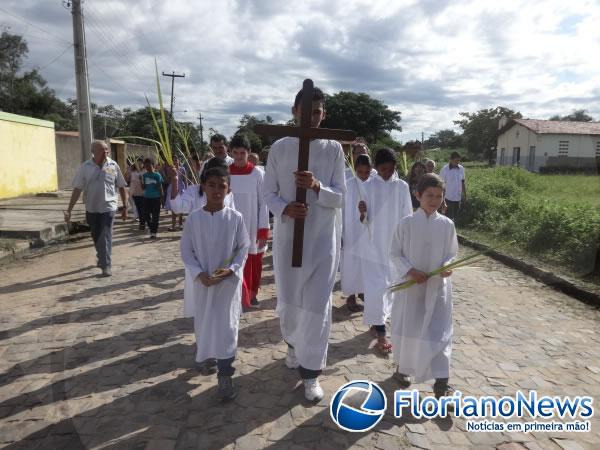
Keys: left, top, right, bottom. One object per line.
{"left": 180, "top": 207, "right": 250, "bottom": 362}
{"left": 341, "top": 176, "right": 369, "bottom": 295}
{"left": 230, "top": 167, "right": 270, "bottom": 255}
{"left": 390, "top": 209, "right": 458, "bottom": 382}
{"left": 359, "top": 174, "right": 412, "bottom": 326}
{"left": 171, "top": 185, "right": 236, "bottom": 318}
{"left": 344, "top": 167, "right": 377, "bottom": 180}
{"left": 264, "top": 137, "right": 346, "bottom": 371}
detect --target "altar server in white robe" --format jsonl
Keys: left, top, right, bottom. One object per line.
{"left": 169, "top": 158, "right": 235, "bottom": 318}
{"left": 229, "top": 134, "right": 270, "bottom": 310}
{"left": 263, "top": 86, "right": 346, "bottom": 402}
{"left": 180, "top": 166, "right": 249, "bottom": 401}
{"left": 390, "top": 173, "right": 458, "bottom": 399}
{"left": 341, "top": 154, "right": 373, "bottom": 313}
{"left": 344, "top": 141, "right": 377, "bottom": 181}
{"left": 358, "top": 148, "right": 412, "bottom": 355}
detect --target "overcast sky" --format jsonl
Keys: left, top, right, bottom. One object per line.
{"left": 2, "top": 0, "right": 599, "bottom": 142}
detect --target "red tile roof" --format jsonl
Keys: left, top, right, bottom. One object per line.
{"left": 512, "top": 119, "right": 600, "bottom": 135}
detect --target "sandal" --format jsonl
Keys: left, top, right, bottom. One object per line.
{"left": 375, "top": 339, "right": 392, "bottom": 355}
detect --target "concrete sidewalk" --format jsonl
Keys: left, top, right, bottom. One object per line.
{"left": 0, "top": 190, "right": 88, "bottom": 242}
{"left": 0, "top": 190, "right": 92, "bottom": 262}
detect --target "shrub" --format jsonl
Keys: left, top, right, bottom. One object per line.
{"left": 458, "top": 167, "right": 600, "bottom": 276}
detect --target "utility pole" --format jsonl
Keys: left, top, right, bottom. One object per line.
{"left": 198, "top": 113, "right": 204, "bottom": 154}
{"left": 161, "top": 71, "right": 185, "bottom": 148}
{"left": 70, "top": 0, "right": 94, "bottom": 163}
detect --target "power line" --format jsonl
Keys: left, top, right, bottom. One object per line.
{"left": 38, "top": 43, "right": 73, "bottom": 71}
{"left": 84, "top": 4, "right": 156, "bottom": 78}
{"left": 83, "top": 8, "right": 153, "bottom": 81}
{"left": 0, "top": 6, "right": 71, "bottom": 44}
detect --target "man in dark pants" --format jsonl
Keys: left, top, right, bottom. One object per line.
{"left": 64, "top": 140, "right": 127, "bottom": 276}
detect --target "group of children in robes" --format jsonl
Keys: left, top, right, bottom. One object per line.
{"left": 179, "top": 84, "right": 458, "bottom": 404}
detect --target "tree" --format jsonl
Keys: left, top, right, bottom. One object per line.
{"left": 93, "top": 104, "right": 127, "bottom": 139}
{"left": 0, "top": 31, "right": 77, "bottom": 129}
{"left": 0, "top": 31, "right": 28, "bottom": 108}
{"left": 321, "top": 91, "right": 401, "bottom": 143}
{"left": 454, "top": 107, "right": 522, "bottom": 162}
{"left": 424, "top": 129, "right": 463, "bottom": 149}
{"left": 233, "top": 114, "right": 275, "bottom": 152}
{"left": 549, "top": 109, "right": 593, "bottom": 122}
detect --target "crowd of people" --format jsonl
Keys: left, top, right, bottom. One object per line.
{"left": 66, "top": 85, "right": 468, "bottom": 405}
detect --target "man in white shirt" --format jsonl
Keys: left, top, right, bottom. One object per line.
{"left": 439, "top": 152, "right": 467, "bottom": 222}
{"left": 64, "top": 140, "right": 127, "bottom": 276}
{"left": 210, "top": 134, "right": 234, "bottom": 166}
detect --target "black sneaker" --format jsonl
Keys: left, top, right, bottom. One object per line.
{"left": 393, "top": 371, "right": 412, "bottom": 388}
{"left": 217, "top": 375, "right": 237, "bottom": 401}
{"left": 197, "top": 359, "right": 217, "bottom": 375}
{"left": 433, "top": 381, "right": 455, "bottom": 399}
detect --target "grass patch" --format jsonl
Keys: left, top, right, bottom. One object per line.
{"left": 456, "top": 167, "right": 600, "bottom": 279}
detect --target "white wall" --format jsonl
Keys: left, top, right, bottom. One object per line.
{"left": 498, "top": 125, "right": 600, "bottom": 171}
{"left": 496, "top": 124, "right": 538, "bottom": 170}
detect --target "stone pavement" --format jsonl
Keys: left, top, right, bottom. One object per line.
{"left": 0, "top": 217, "right": 599, "bottom": 450}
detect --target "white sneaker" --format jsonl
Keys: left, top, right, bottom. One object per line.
{"left": 285, "top": 347, "right": 299, "bottom": 369}
{"left": 304, "top": 378, "right": 324, "bottom": 402}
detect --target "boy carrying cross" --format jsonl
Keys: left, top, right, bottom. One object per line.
{"left": 263, "top": 86, "right": 346, "bottom": 402}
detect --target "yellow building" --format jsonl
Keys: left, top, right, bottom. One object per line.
{"left": 0, "top": 112, "right": 58, "bottom": 199}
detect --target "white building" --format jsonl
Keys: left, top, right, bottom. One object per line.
{"left": 496, "top": 118, "right": 600, "bottom": 172}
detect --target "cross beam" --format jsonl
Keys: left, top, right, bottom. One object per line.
{"left": 255, "top": 79, "right": 355, "bottom": 267}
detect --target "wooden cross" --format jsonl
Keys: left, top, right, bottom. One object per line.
{"left": 254, "top": 79, "right": 356, "bottom": 267}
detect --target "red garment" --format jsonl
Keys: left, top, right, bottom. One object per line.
{"left": 231, "top": 161, "right": 267, "bottom": 308}
{"left": 241, "top": 252, "right": 264, "bottom": 307}
{"left": 229, "top": 162, "right": 254, "bottom": 175}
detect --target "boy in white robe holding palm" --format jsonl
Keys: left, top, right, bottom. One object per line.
{"left": 390, "top": 173, "right": 458, "bottom": 399}
{"left": 358, "top": 148, "right": 412, "bottom": 354}
{"left": 341, "top": 154, "right": 372, "bottom": 312}
{"left": 180, "top": 166, "right": 249, "bottom": 401}
{"left": 169, "top": 158, "right": 236, "bottom": 319}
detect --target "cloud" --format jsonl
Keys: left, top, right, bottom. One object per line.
{"left": 2, "top": 0, "right": 599, "bottom": 142}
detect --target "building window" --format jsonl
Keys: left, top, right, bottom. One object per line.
{"left": 596, "top": 141, "right": 600, "bottom": 157}
{"left": 558, "top": 140, "right": 569, "bottom": 157}
{"left": 500, "top": 148, "right": 505, "bottom": 165}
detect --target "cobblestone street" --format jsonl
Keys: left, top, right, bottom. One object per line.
{"left": 0, "top": 218, "right": 599, "bottom": 449}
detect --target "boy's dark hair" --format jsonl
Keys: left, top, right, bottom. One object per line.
{"left": 143, "top": 157, "right": 154, "bottom": 165}
{"left": 230, "top": 134, "right": 251, "bottom": 151}
{"left": 374, "top": 147, "right": 396, "bottom": 167}
{"left": 416, "top": 173, "right": 445, "bottom": 194}
{"left": 199, "top": 157, "right": 229, "bottom": 196}
{"left": 210, "top": 134, "right": 227, "bottom": 145}
{"left": 294, "top": 86, "right": 325, "bottom": 109}
{"left": 450, "top": 151, "right": 461, "bottom": 160}
{"left": 355, "top": 154, "right": 372, "bottom": 167}
{"left": 202, "top": 166, "right": 230, "bottom": 185}
{"left": 200, "top": 157, "right": 228, "bottom": 183}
